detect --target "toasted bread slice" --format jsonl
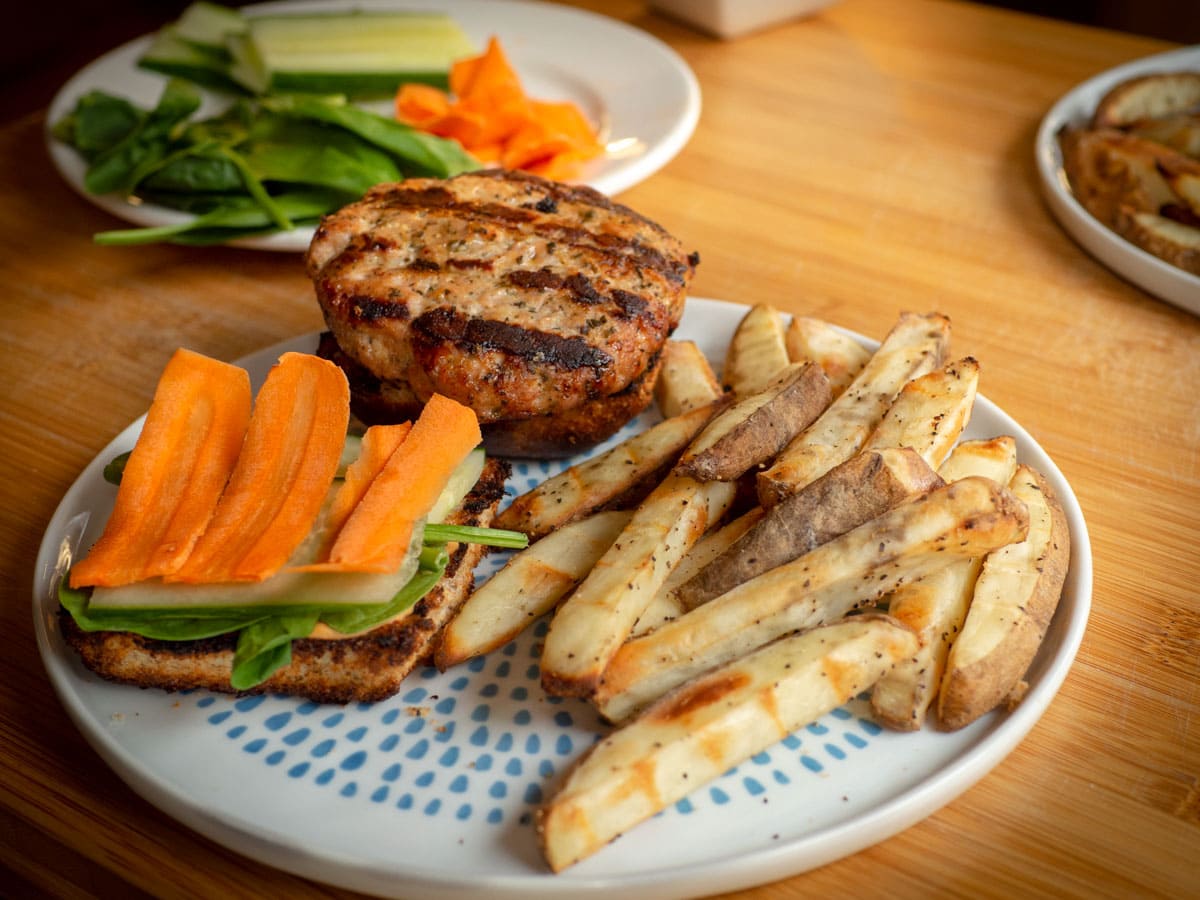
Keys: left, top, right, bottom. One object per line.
{"left": 61, "top": 458, "right": 510, "bottom": 704}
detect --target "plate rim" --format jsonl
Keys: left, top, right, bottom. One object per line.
{"left": 43, "top": 0, "right": 701, "bottom": 253}
{"left": 1034, "top": 44, "right": 1200, "bottom": 316}
{"left": 32, "top": 297, "right": 1093, "bottom": 898}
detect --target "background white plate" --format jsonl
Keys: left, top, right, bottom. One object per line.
{"left": 34, "top": 298, "right": 1092, "bottom": 899}
{"left": 45, "top": 0, "right": 701, "bottom": 253}
{"left": 1035, "top": 45, "right": 1200, "bottom": 316}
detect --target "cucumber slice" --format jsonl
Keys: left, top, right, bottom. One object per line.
{"left": 138, "top": 27, "right": 246, "bottom": 94}
{"left": 229, "top": 12, "right": 475, "bottom": 98}
{"left": 173, "top": 1, "right": 247, "bottom": 53}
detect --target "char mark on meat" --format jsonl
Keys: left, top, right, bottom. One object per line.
{"left": 412, "top": 307, "right": 613, "bottom": 372}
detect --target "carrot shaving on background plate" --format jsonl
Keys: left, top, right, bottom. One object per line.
{"left": 395, "top": 37, "right": 604, "bottom": 181}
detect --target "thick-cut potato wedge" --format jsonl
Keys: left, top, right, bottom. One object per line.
{"left": 594, "top": 476, "right": 1029, "bottom": 722}
{"left": 937, "top": 464, "right": 1070, "bottom": 730}
{"left": 1092, "top": 72, "right": 1200, "bottom": 129}
{"left": 435, "top": 510, "right": 632, "bottom": 670}
{"left": 1060, "top": 128, "right": 1179, "bottom": 225}
{"left": 540, "top": 473, "right": 737, "bottom": 698}
{"left": 631, "top": 508, "right": 763, "bottom": 637}
{"left": 1115, "top": 209, "right": 1200, "bottom": 275}
{"left": 537, "top": 614, "right": 918, "bottom": 872}
{"left": 1131, "top": 113, "right": 1200, "bottom": 159}
{"left": 1161, "top": 160, "right": 1200, "bottom": 218}
{"left": 1060, "top": 126, "right": 1200, "bottom": 274}
{"left": 870, "top": 437, "right": 1018, "bottom": 731}
{"left": 757, "top": 312, "right": 951, "bottom": 507}
{"left": 676, "top": 361, "right": 832, "bottom": 482}
{"left": 784, "top": 315, "right": 873, "bottom": 398}
{"left": 675, "top": 447, "right": 942, "bottom": 611}
{"left": 495, "top": 399, "right": 729, "bottom": 540}
{"left": 864, "top": 357, "right": 980, "bottom": 471}
{"left": 722, "top": 303, "right": 790, "bottom": 398}
{"left": 654, "top": 340, "right": 724, "bottom": 419}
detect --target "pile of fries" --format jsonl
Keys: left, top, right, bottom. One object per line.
{"left": 435, "top": 306, "right": 1071, "bottom": 872}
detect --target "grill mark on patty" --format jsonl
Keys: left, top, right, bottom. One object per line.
{"left": 503, "top": 267, "right": 656, "bottom": 321}
{"left": 356, "top": 189, "right": 690, "bottom": 285}
{"left": 412, "top": 307, "right": 613, "bottom": 372}
{"left": 611, "top": 289, "right": 650, "bottom": 318}
{"left": 339, "top": 292, "right": 410, "bottom": 322}
{"left": 447, "top": 257, "right": 494, "bottom": 271}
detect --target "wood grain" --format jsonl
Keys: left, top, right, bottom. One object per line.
{"left": 1, "top": 1, "right": 1196, "bottom": 897}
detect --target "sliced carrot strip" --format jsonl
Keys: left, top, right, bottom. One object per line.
{"left": 323, "top": 394, "right": 482, "bottom": 573}
{"left": 305, "top": 422, "right": 412, "bottom": 566}
{"left": 70, "top": 349, "right": 251, "bottom": 588}
{"left": 394, "top": 83, "right": 451, "bottom": 125}
{"left": 397, "top": 36, "right": 602, "bottom": 180}
{"left": 167, "top": 352, "right": 350, "bottom": 583}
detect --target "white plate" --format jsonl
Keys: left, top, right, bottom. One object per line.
{"left": 45, "top": 0, "right": 701, "bottom": 253}
{"left": 1035, "top": 45, "right": 1200, "bottom": 316}
{"left": 34, "top": 298, "right": 1092, "bottom": 899}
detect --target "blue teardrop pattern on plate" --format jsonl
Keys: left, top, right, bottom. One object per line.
{"left": 195, "top": 419, "right": 888, "bottom": 826}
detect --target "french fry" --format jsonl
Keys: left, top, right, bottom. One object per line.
{"left": 631, "top": 508, "right": 763, "bottom": 637}
{"left": 722, "top": 303, "right": 790, "bottom": 398}
{"left": 676, "top": 361, "right": 832, "bottom": 482}
{"left": 757, "top": 312, "right": 951, "bottom": 507}
{"left": 937, "top": 464, "right": 1070, "bottom": 730}
{"left": 537, "top": 615, "right": 918, "bottom": 872}
{"left": 784, "top": 315, "right": 873, "bottom": 398}
{"left": 540, "top": 473, "right": 737, "bottom": 698}
{"left": 869, "top": 437, "right": 1019, "bottom": 731}
{"left": 674, "top": 447, "right": 942, "bottom": 611}
{"left": 863, "top": 357, "right": 979, "bottom": 471}
{"left": 495, "top": 398, "right": 729, "bottom": 540}
{"left": 593, "top": 476, "right": 1029, "bottom": 723}
{"left": 434, "top": 510, "right": 632, "bottom": 670}
{"left": 654, "top": 340, "right": 724, "bottom": 418}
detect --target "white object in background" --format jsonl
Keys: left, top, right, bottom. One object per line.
{"left": 650, "top": 0, "right": 839, "bottom": 39}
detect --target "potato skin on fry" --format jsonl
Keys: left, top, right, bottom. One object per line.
{"left": 937, "top": 465, "right": 1070, "bottom": 730}
{"left": 537, "top": 615, "right": 918, "bottom": 872}
{"left": 676, "top": 361, "right": 832, "bottom": 482}
{"left": 675, "top": 447, "right": 942, "bottom": 611}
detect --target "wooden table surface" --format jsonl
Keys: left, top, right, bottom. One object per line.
{"left": 2, "top": 1, "right": 1196, "bottom": 897}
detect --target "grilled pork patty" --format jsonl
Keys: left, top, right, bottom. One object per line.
{"left": 307, "top": 170, "right": 697, "bottom": 442}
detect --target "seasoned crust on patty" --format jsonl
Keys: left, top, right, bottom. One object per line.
{"left": 60, "top": 459, "right": 510, "bottom": 704}
{"left": 318, "top": 332, "right": 662, "bottom": 458}
{"left": 307, "top": 169, "right": 696, "bottom": 424}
